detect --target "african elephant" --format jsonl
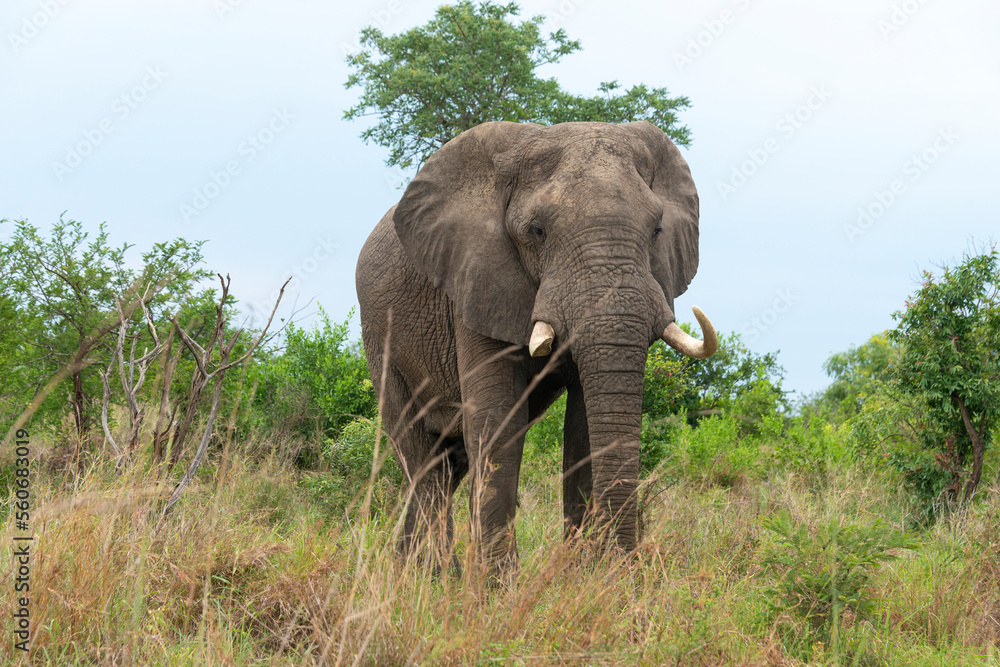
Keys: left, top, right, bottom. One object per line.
{"left": 355, "top": 120, "right": 716, "bottom": 577}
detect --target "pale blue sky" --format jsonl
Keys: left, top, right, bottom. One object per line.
{"left": 2, "top": 0, "right": 998, "bottom": 397}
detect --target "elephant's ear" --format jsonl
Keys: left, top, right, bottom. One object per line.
{"left": 624, "top": 121, "right": 700, "bottom": 314}
{"left": 393, "top": 121, "right": 542, "bottom": 345}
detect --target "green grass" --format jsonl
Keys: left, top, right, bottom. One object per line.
{"left": 1, "top": 427, "right": 998, "bottom": 666}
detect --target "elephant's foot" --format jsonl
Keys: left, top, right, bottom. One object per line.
{"left": 474, "top": 528, "right": 520, "bottom": 590}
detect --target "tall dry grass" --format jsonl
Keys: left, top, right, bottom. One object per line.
{"left": 2, "top": 429, "right": 999, "bottom": 665}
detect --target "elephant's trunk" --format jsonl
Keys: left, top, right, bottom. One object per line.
{"left": 571, "top": 316, "right": 648, "bottom": 552}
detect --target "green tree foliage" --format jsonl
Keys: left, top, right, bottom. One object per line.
{"left": 809, "top": 333, "right": 898, "bottom": 425}
{"left": 0, "top": 244, "right": 40, "bottom": 430}
{"left": 344, "top": 1, "right": 691, "bottom": 169}
{"left": 247, "top": 308, "right": 377, "bottom": 442}
{"left": 638, "top": 330, "right": 788, "bottom": 479}
{"left": 522, "top": 330, "right": 789, "bottom": 477}
{"left": 647, "top": 330, "right": 787, "bottom": 432}
{"left": 848, "top": 383, "right": 948, "bottom": 517}
{"left": 886, "top": 247, "right": 999, "bottom": 501}
{"left": 642, "top": 342, "right": 694, "bottom": 423}
{"left": 0, "top": 217, "right": 208, "bottom": 436}
{"left": 0, "top": 218, "right": 380, "bottom": 478}
{"left": 848, "top": 247, "right": 999, "bottom": 514}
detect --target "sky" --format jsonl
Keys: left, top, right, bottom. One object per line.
{"left": 1, "top": 0, "right": 998, "bottom": 399}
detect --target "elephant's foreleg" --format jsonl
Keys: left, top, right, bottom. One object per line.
{"left": 398, "top": 438, "right": 468, "bottom": 570}
{"left": 374, "top": 363, "right": 465, "bottom": 568}
{"left": 562, "top": 379, "right": 593, "bottom": 537}
{"left": 455, "top": 325, "right": 529, "bottom": 581}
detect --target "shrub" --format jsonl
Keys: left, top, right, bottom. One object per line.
{"left": 298, "top": 418, "right": 403, "bottom": 519}
{"left": 324, "top": 418, "right": 402, "bottom": 485}
{"left": 640, "top": 414, "right": 681, "bottom": 475}
{"left": 246, "top": 307, "right": 377, "bottom": 443}
{"left": 774, "top": 415, "right": 850, "bottom": 476}
{"left": 848, "top": 382, "right": 953, "bottom": 521}
{"left": 645, "top": 414, "right": 764, "bottom": 487}
{"left": 762, "top": 509, "right": 918, "bottom": 658}
{"left": 885, "top": 247, "right": 999, "bottom": 502}
{"left": 642, "top": 341, "right": 692, "bottom": 422}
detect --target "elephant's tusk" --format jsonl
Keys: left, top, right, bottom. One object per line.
{"left": 662, "top": 306, "right": 718, "bottom": 359}
{"left": 528, "top": 321, "right": 555, "bottom": 357}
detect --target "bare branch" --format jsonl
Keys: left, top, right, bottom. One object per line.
{"left": 217, "top": 276, "right": 291, "bottom": 373}
{"left": 152, "top": 326, "right": 178, "bottom": 463}
{"left": 163, "top": 364, "right": 227, "bottom": 513}
{"left": 171, "top": 318, "right": 211, "bottom": 379}
{"left": 113, "top": 295, "right": 139, "bottom": 419}
{"left": 99, "top": 362, "right": 123, "bottom": 464}
{"left": 163, "top": 275, "right": 288, "bottom": 471}
{"left": 8, "top": 269, "right": 175, "bottom": 441}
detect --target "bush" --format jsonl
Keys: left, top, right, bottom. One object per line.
{"left": 762, "top": 509, "right": 918, "bottom": 659}
{"left": 643, "top": 408, "right": 859, "bottom": 490}
{"left": 642, "top": 414, "right": 765, "bottom": 488}
{"left": 774, "top": 415, "right": 850, "bottom": 475}
{"left": 523, "top": 330, "right": 791, "bottom": 482}
{"left": 644, "top": 331, "right": 788, "bottom": 436}
{"left": 324, "top": 418, "right": 400, "bottom": 483}
{"left": 246, "top": 307, "right": 377, "bottom": 444}
{"left": 640, "top": 413, "right": 682, "bottom": 475}
{"left": 643, "top": 341, "right": 692, "bottom": 422}
{"left": 299, "top": 418, "right": 403, "bottom": 519}
{"left": 848, "top": 382, "right": 953, "bottom": 521}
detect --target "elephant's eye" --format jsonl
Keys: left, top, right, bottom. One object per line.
{"left": 528, "top": 223, "right": 545, "bottom": 239}
{"left": 653, "top": 224, "right": 663, "bottom": 239}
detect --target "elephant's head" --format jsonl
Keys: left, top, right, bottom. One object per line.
{"left": 393, "top": 121, "right": 716, "bottom": 549}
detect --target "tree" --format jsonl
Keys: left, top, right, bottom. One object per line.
{"left": 344, "top": 1, "right": 691, "bottom": 169}
{"left": 0, "top": 217, "right": 209, "bottom": 443}
{"left": 886, "top": 247, "right": 999, "bottom": 501}
{"left": 644, "top": 329, "right": 787, "bottom": 433}
{"left": 807, "top": 333, "right": 898, "bottom": 425}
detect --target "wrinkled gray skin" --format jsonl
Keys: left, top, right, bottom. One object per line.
{"left": 356, "top": 121, "right": 701, "bottom": 576}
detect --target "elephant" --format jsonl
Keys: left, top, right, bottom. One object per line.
{"left": 355, "top": 120, "right": 716, "bottom": 577}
